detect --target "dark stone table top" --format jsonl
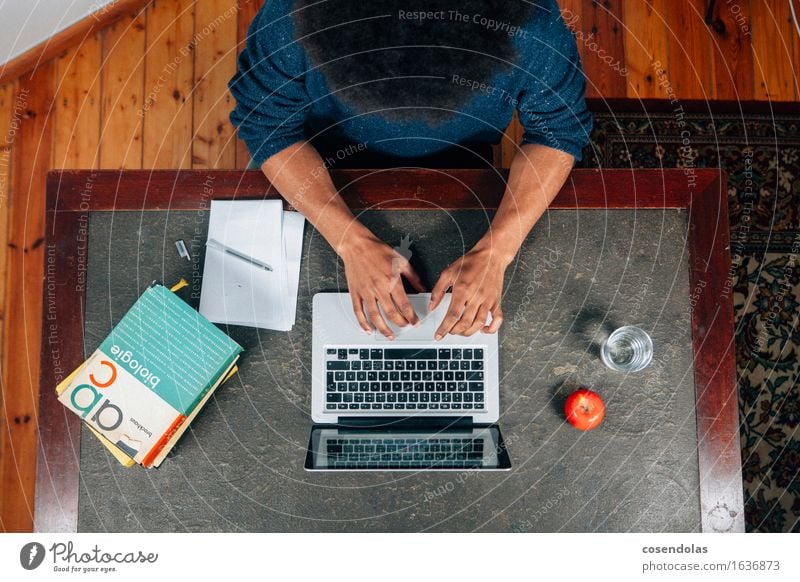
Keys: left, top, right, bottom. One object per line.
{"left": 78, "top": 208, "right": 699, "bottom": 532}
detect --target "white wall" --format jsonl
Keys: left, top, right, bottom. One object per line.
{"left": 0, "top": 0, "right": 117, "bottom": 63}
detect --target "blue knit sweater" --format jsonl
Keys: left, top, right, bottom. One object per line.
{"left": 229, "top": 0, "right": 592, "bottom": 167}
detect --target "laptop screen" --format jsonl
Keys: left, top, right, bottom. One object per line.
{"left": 305, "top": 425, "right": 511, "bottom": 471}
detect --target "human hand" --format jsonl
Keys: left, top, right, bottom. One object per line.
{"left": 340, "top": 231, "right": 425, "bottom": 339}
{"left": 429, "top": 245, "right": 508, "bottom": 340}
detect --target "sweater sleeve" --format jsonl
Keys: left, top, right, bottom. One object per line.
{"left": 515, "top": 1, "right": 593, "bottom": 161}
{"left": 228, "top": 0, "right": 309, "bottom": 167}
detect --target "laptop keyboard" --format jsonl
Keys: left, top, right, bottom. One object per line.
{"left": 325, "top": 437, "right": 486, "bottom": 469}
{"left": 324, "top": 347, "right": 486, "bottom": 413}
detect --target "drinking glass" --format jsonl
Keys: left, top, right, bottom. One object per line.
{"left": 600, "top": 325, "right": 653, "bottom": 372}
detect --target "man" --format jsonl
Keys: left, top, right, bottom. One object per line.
{"left": 229, "top": 0, "right": 592, "bottom": 340}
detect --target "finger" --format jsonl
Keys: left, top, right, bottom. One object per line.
{"left": 351, "top": 295, "right": 373, "bottom": 335}
{"left": 435, "top": 295, "right": 465, "bottom": 340}
{"left": 401, "top": 262, "right": 426, "bottom": 293}
{"left": 366, "top": 298, "right": 395, "bottom": 339}
{"left": 429, "top": 269, "right": 453, "bottom": 310}
{"left": 377, "top": 290, "right": 409, "bottom": 327}
{"left": 390, "top": 286, "right": 419, "bottom": 326}
{"left": 464, "top": 305, "right": 490, "bottom": 336}
{"left": 451, "top": 301, "right": 481, "bottom": 336}
{"left": 483, "top": 305, "right": 504, "bottom": 334}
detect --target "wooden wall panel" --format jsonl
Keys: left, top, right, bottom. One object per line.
{"left": 142, "top": 0, "right": 196, "bottom": 169}
{"left": 751, "top": 0, "right": 798, "bottom": 101}
{"left": 0, "top": 64, "right": 54, "bottom": 532}
{"left": 623, "top": 0, "right": 668, "bottom": 98}
{"left": 0, "top": 81, "right": 15, "bottom": 326}
{"left": 192, "top": 0, "right": 238, "bottom": 169}
{"left": 53, "top": 35, "right": 102, "bottom": 169}
{"left": 707, "top": 0, "right": 755, "bottom": 100}
{"left": 100, "top": 10, "right": 147, "bottom": 169}
{"left": 0, "top": 81, "right": 16, "bottom": 531}
{"left": 580, "top": 0, "right": 627, "bottom": 99}
{"left": 795, "top": 1, "right": 800, "bottom": 101}
{"left": 664, "top": 0, "right": 715, "bottom": 99}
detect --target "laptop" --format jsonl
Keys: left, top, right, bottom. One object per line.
{"left": 306, "top": 292, "right": 511, "bottom": 471}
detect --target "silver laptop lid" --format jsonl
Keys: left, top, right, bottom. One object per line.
{"left": 311, "top": 293, "right": 500, "bottom": 423}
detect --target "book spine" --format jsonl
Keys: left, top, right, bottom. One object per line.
{"left": 186, "top": 352, "right": 241, "bottom": 412}
{"left": 142, "top": 414, "right": 187, "bottom": 468}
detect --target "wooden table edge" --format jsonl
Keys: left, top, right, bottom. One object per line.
{"left": 34, "top": 168, "right": 743, "bottom": 532}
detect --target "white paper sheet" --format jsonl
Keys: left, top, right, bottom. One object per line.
{"left": 199, "top": 200, "right": 305, "bottom": 331}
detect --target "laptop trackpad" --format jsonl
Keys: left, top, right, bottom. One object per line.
{"left": 374, "top": 294, "right": 442, "bottom": 342}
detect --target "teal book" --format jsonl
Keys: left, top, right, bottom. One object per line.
{"left": 58, "top": 283, "right": 242, "bottom": 467}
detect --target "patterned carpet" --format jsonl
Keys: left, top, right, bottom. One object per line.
{"left": 578, "top": 101, "right": 800, "bottom": 532}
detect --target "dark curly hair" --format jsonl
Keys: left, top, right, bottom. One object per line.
{"left": 293, "top": 1, "right": 539, "bottom": 124}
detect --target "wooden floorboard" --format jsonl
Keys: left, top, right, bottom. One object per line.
{"left": 623, "top": 0, "right": 668, "bottom": 99}
{"left": 0, "top": 82, "right": 16, "bottom": 344}
{"left": 751, "top": 0, "right": 798, "bottom": 101}
{"left": 100, "top": 10, "right": 147, "bottom": 169}
{"left": 664, "top": 0, "right": 715, "bottom": 100}
{"left": 192, "top": 0, "right": 238, "bottom": 169}
{"left": 581, "top": 0, "right": 627, "bottom": 99}
{"left": 53, "top": 35, "right": 103, "bottom": 169}
{"left": 707, "top": 0, "right": 755, "bottom": 100}
{"left": 0, "top": 63, "right": 55, "bottom": 533}
{"left": 0, "top": 81, "right": 16, "bottom": 532}
{"left": 142, "top": 0, "right": 196, "bottom": 169}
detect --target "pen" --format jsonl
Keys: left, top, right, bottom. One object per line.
{"left": 206, "top": 239, "right": 273, "bottom": 272}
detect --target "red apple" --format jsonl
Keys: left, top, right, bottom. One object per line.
{"left": 564, "top": 388, "right": 605, "bottom": 430}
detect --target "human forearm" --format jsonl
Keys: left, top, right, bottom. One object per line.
{"left": 261, "top": 141, "right": 424, "bottom": 336}
{"left": 474, "top": 143, "right": 574, "bottom": 264}
{"left": 430, "top": 143, "right": 573, "bottom": 338}
{"left": 260, "top": 140, "right": 373, "bottom": 255}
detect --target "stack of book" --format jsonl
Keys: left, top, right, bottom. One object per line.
{"left": 57, "top": 283, "right": 243, "bottom": 468}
